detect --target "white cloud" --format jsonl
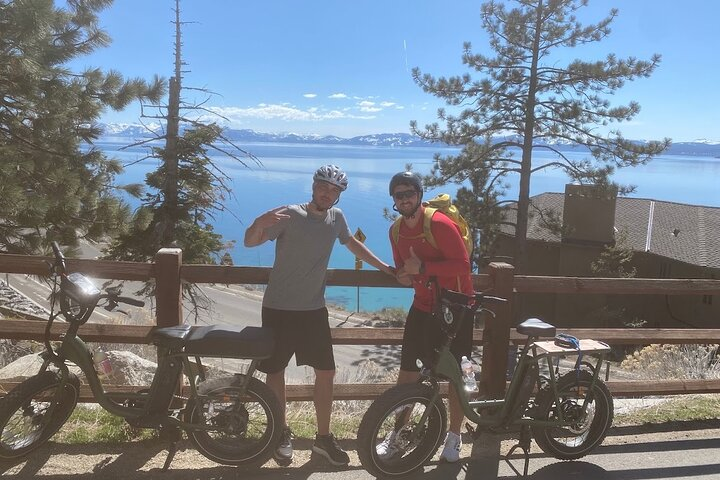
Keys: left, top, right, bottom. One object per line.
{"left": 358, "top": 100, "right": 376, "bottom": 107}
{"left": 303, "top": 93, "right": 317, "bottom": 98}
{"left": 329, "top": 93, "right": 348, "bottom": 99}
{"left": 210, "top": 104, "right": 377, "bottom": 124}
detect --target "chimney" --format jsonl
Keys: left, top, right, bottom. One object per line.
{"left": 561, "top": 184, "right": 617, "bottom": 244}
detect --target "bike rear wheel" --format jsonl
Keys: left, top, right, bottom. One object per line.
{"left": 185, "top": 375, "right": 282, "bottom": 466}
{"left": 531, "top": 370, "right": 613, "bottom": 460}
{"left": 0, "top": 371, "right": 80, "bottom": 459}
{"left": 357, "top": 382, "right": 447, "bottom": 478}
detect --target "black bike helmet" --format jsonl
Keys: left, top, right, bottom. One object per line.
{"left": 313, "top": 164, "right": 349, "bottom": 191}
{"left": 389, "top": 171, "right": 422, "bottom": 196}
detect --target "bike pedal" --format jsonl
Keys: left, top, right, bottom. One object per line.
{"left": 464, "top": 422, "right": 480, "bottom": 439}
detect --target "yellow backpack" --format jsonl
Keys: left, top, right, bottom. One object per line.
{"left": 391, "top": 193, "right": 473, "bottom": 256}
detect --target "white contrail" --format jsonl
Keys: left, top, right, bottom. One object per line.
{"left": 404, "top": 39, "right": 409, "bottom": 72}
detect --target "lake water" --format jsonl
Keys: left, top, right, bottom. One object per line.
{"left": 99, "top": 140, "right": 720, "bottom": 312}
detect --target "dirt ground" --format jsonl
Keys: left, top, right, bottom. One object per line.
{"left": 1, "top": 420, "right": 720, "bottom": 480}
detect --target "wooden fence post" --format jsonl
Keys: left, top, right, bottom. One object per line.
{"left": 479, "top": 262, "right": 515, "bottom": 399}
{"left": 154, "top": 248, "right": 182, "bottom": 327}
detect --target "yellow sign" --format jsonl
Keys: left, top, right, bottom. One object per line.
{"left": 354, "top": 228, "right": 366, "bottom": 270}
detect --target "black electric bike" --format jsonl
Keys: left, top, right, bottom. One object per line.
{"left": 0, "top": 242, "right": 282, "bottom": 470}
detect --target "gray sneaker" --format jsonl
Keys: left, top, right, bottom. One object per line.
{"left": 274, "top": 427, "right": 293, "bottom": 462}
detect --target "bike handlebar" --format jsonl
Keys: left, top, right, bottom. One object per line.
{"left": 51, "top": 241, "right": 66, "bottom": 274}
{"left": 114, "top": 296, "right": 145, "bottom": 308}
{"left": 439, "top": 289, "right": 507, "bottom": 311}
{"left": 49, "top": 242, "right": 145, "bottom": 316}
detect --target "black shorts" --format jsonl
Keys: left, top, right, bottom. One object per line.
{"left": 258, "top": 307, "right": 335, "bottom": 373}
{"left": 399, "top": 306, "right": 473, "bottom": 372}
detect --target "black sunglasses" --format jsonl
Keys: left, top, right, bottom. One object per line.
{"left": 393, "top": 190, "right": 418, "bottom": 200}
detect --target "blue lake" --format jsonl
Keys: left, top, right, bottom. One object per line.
{"left": 99, "top": 140, "right": 720, "bottom": 312}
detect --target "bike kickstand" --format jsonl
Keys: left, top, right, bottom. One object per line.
{"left": 160, "top": 426, "right": 183, "bottom": 472}
{"left": 504, "top": 425, "right": 531, "bottom": 477}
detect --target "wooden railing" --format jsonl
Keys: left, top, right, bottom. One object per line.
{"left": 1, "top": 248, "right": 720, "bottom": 402}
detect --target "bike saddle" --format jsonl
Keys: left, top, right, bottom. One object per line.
{"left": 184, "top": 325, "right": 275, "bottom": 359}
{"left": 516, "top": 318, "right": 556, "bottom": 338}
{"left": 151, "top": 325, "right": 275, "bottom": 359}
{"left": 151, "top": 325, "right": 192, "bottom": 349}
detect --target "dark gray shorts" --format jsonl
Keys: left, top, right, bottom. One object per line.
{"left": 258, "top": 307, "right": 335, "bottom": 373}
{"left": 400, "top": 306, "right": 473, "bottom": 372}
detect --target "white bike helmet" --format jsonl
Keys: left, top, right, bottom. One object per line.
{"left": 313, "top": 164, "right": 349, "bottom": 191}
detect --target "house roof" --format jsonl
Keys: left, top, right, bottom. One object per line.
{"left": 502, "top": 193, "right": 720, "bottom": 269}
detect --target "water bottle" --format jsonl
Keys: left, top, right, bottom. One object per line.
{"left": 94, "top": 347, "right": 113, "bottom": 377}
{"left": 461, "top": 356, "right": 478, "bottom": 393}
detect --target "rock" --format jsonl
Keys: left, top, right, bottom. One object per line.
{"left": 0, "top": 280, "right": 50, "bottom": 319}
{"left": 0, "top": 350, "right": 157, "bottom": 386}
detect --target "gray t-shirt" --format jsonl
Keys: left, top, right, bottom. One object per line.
{"left": 262, "top": 203, "right": 352, "bottom": 310}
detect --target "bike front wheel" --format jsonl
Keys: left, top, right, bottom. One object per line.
{"left": 531, "top": 370, "right": 613, "bottom": 460}
{"left": 357, "top": 382, "right": 447, "bottom": 478}
{"left": 184, "top": 374, "right": 282, "bottom": 466}
{"left": 0, "top": 371, "right": 80, "bottom": 459}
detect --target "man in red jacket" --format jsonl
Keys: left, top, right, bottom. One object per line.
{"left": 378, "top": 171, "right": 474, "bottom": 463}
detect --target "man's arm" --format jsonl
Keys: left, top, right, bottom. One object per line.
{"left": 344, "top": 237, "right": 395, "bottom": 276}
{"left": 244, "top": 206, "right": 290, "bottom": 247}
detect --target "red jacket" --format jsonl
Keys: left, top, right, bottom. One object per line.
{"left": 389, "top": 206, "right": 473, "bottom": 312}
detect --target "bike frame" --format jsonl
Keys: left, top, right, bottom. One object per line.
{"left": 40, "top": 309, "right": 261, "bottom": 432}
{"left": 409, "top": 300, "right": 610, "bottom": 440}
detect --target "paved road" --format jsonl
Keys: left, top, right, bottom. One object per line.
{"left": 1, "top": 422, "right": 719, "bottom": 479}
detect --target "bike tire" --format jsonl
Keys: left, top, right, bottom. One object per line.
{"left": 531, "top": 370, "right": 613, "bottom": 460}
{"left": 357, "top": 382, "right": 447, "bottom": 478}
{"left": 0, "top": 371, "right": 80, "bottom": 459}
{"left": 184, "top": 374, "right": 282, "bottom": 466}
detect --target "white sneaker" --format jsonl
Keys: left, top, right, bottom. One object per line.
{"left": 439, "top": 431, "right": 462, "bottom": 463}
{"left": 376, "top": 430, "right": 400, "bottom": 459}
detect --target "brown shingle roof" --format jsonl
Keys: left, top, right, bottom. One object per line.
{"left": 504, "top": 193, "right": 720, "bottom": 268}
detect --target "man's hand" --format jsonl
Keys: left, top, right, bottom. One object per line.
{"left": 395, "top": 268, "right": 413, "bottom": 286}
{"left": 256, "top": 206, "right": 290, "bottom": 228}
{"left": 402, "top": 246, "right": 423, "bottom": 275}
{"left": 244, "top": 206, "right": 290, "bottom": 247}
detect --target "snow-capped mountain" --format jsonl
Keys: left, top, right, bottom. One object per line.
{"left": 97, "top": 123, "right": 720, "bottom": 156}
{"left": 101, "top": 122, "right": 162, "bottom": 137}
{"left": 98, "top": 123, "right": 434, "bottom": 147}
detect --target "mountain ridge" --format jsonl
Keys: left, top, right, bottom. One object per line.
{"left": 98, "top": 123, "right": 720, "bottom": 157}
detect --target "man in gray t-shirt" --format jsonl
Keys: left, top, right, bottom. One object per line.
{"left": 244, "top": 164, "right": 394, "bottom": 466}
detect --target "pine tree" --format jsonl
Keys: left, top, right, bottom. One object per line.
{"left": 0, "top": 0, "right": 164, "bottom": 254}
{"left": 411, "top": 0, "right": 670, "bottom": 272}
{"left": 102, "top": 0, "right": 257, "bottom": 321}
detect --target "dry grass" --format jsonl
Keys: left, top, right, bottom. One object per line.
{"left": 621, "top": 344, "right": 720, "bottom": 380}
{"left": 285, "top": 360, "right": 399, "bottom": 438}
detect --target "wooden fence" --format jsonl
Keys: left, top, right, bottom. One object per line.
{"left": 1, "top": 248, "right": 720, "bottom": 402}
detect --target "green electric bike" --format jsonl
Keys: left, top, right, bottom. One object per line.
{"left": 357, "top": 288, "right": 613, "bottom": 478}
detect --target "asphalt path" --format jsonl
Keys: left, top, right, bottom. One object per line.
{"left": 2, "top": 421, "right": 719, "bottom": 479}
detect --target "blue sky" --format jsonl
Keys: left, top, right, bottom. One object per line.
{"left": 75, "top": 0, "right": 720, "bottom": 142}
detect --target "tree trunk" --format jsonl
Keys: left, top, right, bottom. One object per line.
{"left": 160, "top": 2, "right": 183, "bottom": 246}
{"left": 515, "top": 0, "right": 545, "bottom": 274}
